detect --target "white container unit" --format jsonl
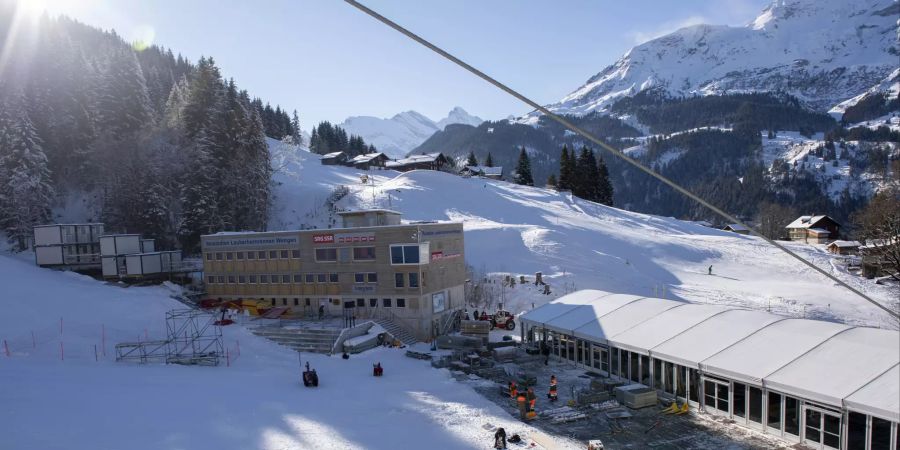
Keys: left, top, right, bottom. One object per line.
{"left": 160, "top": 251, "right": 182, "bottom": 272}
{"left": 33, "top": 223, "right": 104, "bottom": 246}
{"left": 140, "top": 239, "right": 155, "bottom": 253}
{"left": 101, "top": 256, "right": 126, "bottom": 278}
{"left": 35, "top": 246, "right": 65, "bottom": 265}
{"left": 100, "top": 235, "right": 141, "bottom": 257}
{"left": 125, "top": 253, "right": 163, "bottom": 276}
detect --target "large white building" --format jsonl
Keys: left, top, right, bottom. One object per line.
{"left": 520, "top": 290, "right": 899, "bottom": 450}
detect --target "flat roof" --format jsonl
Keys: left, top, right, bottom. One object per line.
{"left": 608, "top": 304, "right": 731, "bottom": 355}
{"left": 34, "top": 223, "right": 103, "bottom": 227}
{"left": 335, "top": 209, "right": 402, "bottom": 216}
{"left": 573, "top": 297, "right": 683, "bottom": 343}
{"left": 201, "top": 221, "right": 460, "bottom": 239}
{"left": 845, "top": 364, "right": 900, "bottom": 422}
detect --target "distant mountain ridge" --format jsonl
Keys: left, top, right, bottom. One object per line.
{"left": 340, "top": 107, "right": 483, "bottom": 158}
{"left": 531, "top": 0, "right": 898, "bottom": 120}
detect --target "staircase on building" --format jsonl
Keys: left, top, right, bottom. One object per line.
{"left": 250, "top": 326, "right": 343, "bottom": 354}
{"left": 372, "top": 318, "right": 418, "bottom": 346}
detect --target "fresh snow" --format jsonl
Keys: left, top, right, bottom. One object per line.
{"left": 340, "top": 107, "right": 483, "bottom": 159}
{"left": 269, "top": 140, "right": 898, "bottom": 329}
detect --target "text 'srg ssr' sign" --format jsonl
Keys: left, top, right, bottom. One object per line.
{"left": 312, "top": 234, "right": 334, "bottom": 244}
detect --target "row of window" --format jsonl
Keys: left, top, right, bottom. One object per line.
{"left": 206, "top": 249, "right": 300, "bottom": 261}
{"left": 260, "top": 298, "right": 408, "bottom": 308}
{"left": 208, "top": 273, "right": 339, "bottom": 284}
{"left": 394, "top": 272, "right": 419, "bottom": 288}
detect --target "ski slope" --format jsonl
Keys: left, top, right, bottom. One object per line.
{"left": 0, "top": 253, "right": 576, "bottom": 450}
{"left": 269, "top": 142, "right": 898, "bottom": 329}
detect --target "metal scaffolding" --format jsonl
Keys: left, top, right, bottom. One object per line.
{"left": 115, "top": 309, "right": 223, "bottom": 366}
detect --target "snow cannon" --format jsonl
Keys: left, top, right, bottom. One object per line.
{"left": 302, "top": 361, "right": 319, "bottom": 387}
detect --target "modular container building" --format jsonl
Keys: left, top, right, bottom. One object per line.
{"left": 33, "top": 223, "right": 104, "bottom": 269}
{"left": 120, "top": 251, "right": 183, "bottom": 279}
{"left": 99, "top": 234, "right": 142, "bottom": 257}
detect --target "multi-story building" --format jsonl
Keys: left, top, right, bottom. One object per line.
{"left": 201, "top": 210, "right": 466, "bottom": 341}
{"left": 33, "top": 223, "right": 104, "bottom": 270}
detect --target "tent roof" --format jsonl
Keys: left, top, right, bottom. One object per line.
{"left": 608, "top": 304, "right": 732, "bottom": 355}
{"left": 844, "top": 364, "right": 900, "bottom": 422}
{"left": 573, "top": 297, "right": 683, "bottom": 343}
{"left": 540, "top": 294, "right": 644, "bottom": 334}
{"left": 700, "top": 319, "right": 850, "bottom": 384}
{"left": 764, "top": 327, "right": 900, "bottom": 408}
{"left": 650, "top": 309, "right": 782, "bottom": 368}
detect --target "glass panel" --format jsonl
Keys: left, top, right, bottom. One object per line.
{"left": 704, "top": 381, "right": 716, "bottom": 408}
{"left": 409, "top": 273, "right": 419, "bottom": 288}
{"left": 716, "top": 383, "right": 729, "bottom": 412}
{"left": 576, "top": 340, "right": 584, "bottom": 364}
{"left": 733, "top": 383, "right": 746, "bottom": 418}
{"left": 629, "top": 352, "right": 639, "bottom": 382}
{"left": 353, "top": 247, "right": 376, "bottom": 260}
{"left": 664, "top": 362, "right": 674, "bottom": 394}
{"left": 784, "top": 397, "right": 800, "bottom": 436}
{"left": 748, "top": 387, "right": 763, "bottom": 423}
{"left": 871, "top": 416, "right": 891, "bottom": 450}
{"left": 391, "top": 246, "right": 403, "bottom": 264}
{"left": 676, "top": 366, "right": 686, "bottom": 398}
{"left": 822, "top": 414, "right": 840, "bottom": 449}
{"left": 600, "top": 349, "right": 609, "bottom": 373}
{"left": 805, "top": 409, "right": 822, "bottom": 443}
{"left": 403, "top": 245, "right": 419, "bottom": 264}
{"left": 641, "top": 355, "right": 650, "bottom": 385}
{"left": 768, "top": 392, "right": 782, "bottom": 430}
{"left": 689, "top": 369, "right": 699, "bottom": 403}
{"left": 611, "top": 349, "right": 619, "bottom": 377}
{"left": 653, "top": 359, "right": 662, "bottom": 389}
{"left": 592, "top": 347, "right": 601, "bottom": 369}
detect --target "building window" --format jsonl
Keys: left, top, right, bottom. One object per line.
{"left": 383, "top": 298, "right": 392, "bottom": 307}
{"left": 270, "top": 275, "right": 279, "bottom": 284}
{"left": 269, "top": 250, "right": 278, "bottom": 259}
{"left": 367, "top": 273, "right": 377, "bottom": 283}
{"left": 305, "top": 274, "right": 315, "bottom": 283}
{"left": 390, "top": 244, "right": 420, "bottom": 264}
{"left": 217, "top": 276, "right": 225, "bottom": 284}
{"left": 279, "top": 250, "right": 288, "bottom": 259}
{"left": 355, "top": 273, "right": 365, "bottom": 283}
{"left": 305, "top": 298, "right": 311, "bottom": 306}
{"left": 369, "top": 298, "right": 377, "bottom": 307}
{"left": 353, "top": 246, "right": 376, "bottom": 260}
{"left": 339, "top": 247, "right": 351, "bottom": 262}
{"left": 216, "top": 252, "right": 223, "bottom": 260}
{"left": 356, "top": 298, "right": 365, "bottom": 307}
{"left": 767, "top": 392, "right": 781, "bottom": 430}
{"left": 293, "top": 298, "right": 299, "bottom": 306}
{"left": 294, "top": 274, "right": 303, "bottom": 283}
{"left": 317, "top": 273, "right": 326, "bottom": 283}
{"left": 395, "top": 273, "right": 405, "bottom": 288}
{"left": 206, "top": 253, "right": 213, "bottom": 261}
{"left": 207, "top": 276, "right": 215, "bottom": 284}
{"left": 315, "top": 248, "right": 337, "bottom": 262}
{"left": 238, "top": 275, "right": 246, "bottom": 283}
{"left": 257, "top": 251, "right": 266, "bottom": 260}
{"left": 408, "top": 273, "right": 419, "bottom": 288}
{"left": 225, "top": 252, "right": 232, "bottom": 260}
{"left": 249, "top": 275, "right": 257, "bottom": 283}
{"left": 247, "top": 251, "right": 256, "bottom": 260}
{"left": 396, "top": 298, "right": 406, "bottom": 308}
{"left": 260, "top": 275, "right": 269, "bottom": 284}
{"left": 291, "top": 250, "right": 300, "bottom": 258}
{"left": 282, "top": 275, "right": 291, "bottom": 283}
{"left": 236, "top": 252, "right": 244, "bottom": 260}
{"left": 271, "top": 299, "right": 276, "bottom": 306}
{"left": 282, "top": 298, "right": 288, "bottom": 306}
{"left": 329, "top": 273, "right": 339, "bottom": 283}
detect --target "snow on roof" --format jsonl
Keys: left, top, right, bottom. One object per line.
{"left": 700, "top": 319, "right": 850, "bottom": 384}
{"left": 335, "top": 209, "right": 401, "bottom": 216}
{"left": 765, "top": 327, "right": 900, "bottom": 409}
{"left": 390, "top": 153, "right": 444, "bottom": 165}
{"left": 322, "top": 151, "right": 344, "bottom": 158}
{"left": 573, "top": 297, "right": 683, "bottom": 343}
{"left": 463, "top": 165, "right": 503, "bottom": 176}
{"left": 607, "top": 304, "right": 732, "bottom": 355}
{"left": 349, "top": 152, "right": 386, "bottom": 163}
{"left": 723, "top": 223, "right": 749, "bottom": 232}
{"left": 536, "top": 293, "right": 643, "bottom": 334}
{"left": 651, "top": 309, "right": 782, "bottom": 368}
{"left": 828, "top": 240, "right": 861, "bottom": 248}
{"left": 807, "top": 228, "right": 830, "bottom": 235}
{"left": 845, "top": 364, "right": 900, "bottom": 422}
{"left": 786, "top": 215, "right": 832, "bottom": 229}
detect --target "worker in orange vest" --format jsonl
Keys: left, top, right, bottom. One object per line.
{"left": 526, "top": 387, "right": 536, "bottom": 416}
{"left": 509, "top": 380, "right": 517, "bottom": 399}
{"left": 516, "top": 392, "right": 527, "bottom": 419}
{"left": 548, "top": 375, "right": 558, "bottom": 402}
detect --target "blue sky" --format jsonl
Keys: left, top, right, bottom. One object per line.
{"left": 41, "top": 0, "right": 769, "bottom": 129}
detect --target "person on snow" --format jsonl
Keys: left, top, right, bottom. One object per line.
{"left": 708, "top": 265, "right": 713, "bottom": 275}
{"left": 480, "top": 311, "right": 488, "bottom": 321}
{"left": 548, "top": 375, "right": 558, "bottom": 401}
{"left": 526, "top": 387, "right": 536, "bottom": 415}
{"left": 473, "top": 309, "right": 479, "bottom": 321}
{"left": 508, "top": 380, "right": 517, "bottom": 399}
{"left": 373, "top": 362, "right": 383, "bottom": 376}
{"left": 493, "top": 427, "right": 507, "bottom": 449}
{"left": 540, "top": 341, "right": 550, "bottom": 365}
{"left": 318, "top": 304, "right": 325, "bottom": 319}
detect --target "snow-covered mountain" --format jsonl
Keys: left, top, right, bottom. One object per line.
{"left": 539, "top": 0, "right": 899, "bottom": 118}
{"left": 340, "top": 107, "right": 483, "bottom": 158}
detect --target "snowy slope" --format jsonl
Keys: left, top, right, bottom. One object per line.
{"left": 0, "top": 252, "right": 578, "bottom": 450}
{"left": 537, "top": 0, "right": 898, "bottom": 118}
{"left": 268, "top": 158, "right": 899, "bottom": 329}
{"left": 340, "top": 108, "right": 483, "bottom": 159}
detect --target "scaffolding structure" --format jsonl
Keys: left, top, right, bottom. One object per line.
{"left": 115, "top": 309, "right": 223, "bottom": 366}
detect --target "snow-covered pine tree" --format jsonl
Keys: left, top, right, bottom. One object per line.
{"left": 558, "top": 145, "right": 575, "bottom": 191}
{"left": 95, "top": 46, "right": 153, "bottom": 140}
{"left": 178, "top": 133, "right": 224, "bottom": 251}
{"left": 466, "top": 151, "right": 478, "bottom": 167}
{"left": 485, "top": 152, "right": 494, "bottom": 168}
{"left": 514, "top": 147, "right": 534, "bottom": 186}
{"left": 291, "top": 110, "right": 303, "bottom": 146}
{"left": 0, "top": 91, "right": 56, "bottom": 251}
{"left": 597, "top": 156, "right": 614, "bottom": 206}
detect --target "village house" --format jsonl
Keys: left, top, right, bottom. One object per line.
{"left": 785, "top": 215, "right": 840, "bottom": 244}
{"left": 722, "top": 224, "right": 750, "bottom": 235}
{"left": 384, "top": 152, "right": 449, "bottom": 172}
{"left": 348, "top": 152, "right": 389, "bottom": 170}
{"left": 826, "top": 240, "right": 861, "bottom": 255}
{"left": 460, "top": 165, "right": 503, "bottom": 180}
{"left": 320, "top": 151, "right": 347, "bottom": 165}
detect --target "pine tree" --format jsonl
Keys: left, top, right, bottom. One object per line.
{"left": 558, "top": 145, "right": 575, "bottom": 191}
{"left": 466, "top": 151, "right": 478, "bottom": 167}
{"left": 597, "top": 156, "right": 614, "bottom": 206}
{"left": 514, "top": 147, "right": 534, "bottom": 186}
{"left": 485, "top": 152, "right": 494, "bottom": 167}
{"left": 290, "top": 109, "right": 303, "bottom": 146}
{"left": 95, "top": 46, "right": 153, "bottom": 139}
{"left": 0, "top": 91, "right": 55, "bottom": 250}
{"left": 574, "top": 146, "right": 600, "bottom": 201}
{"left": 547, "top": 174, "right": 558, "bottom": 188}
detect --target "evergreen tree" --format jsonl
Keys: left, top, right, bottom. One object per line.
{"left": 596, "top": 155, "right": 614, "bottom": 206}
{"left": 485, "top": 152, "right": 494, "bottom": 167}
{"left": 558, "top": 145, "right": 575, "bottom": 191}
{"left": 0, "top": 91, "right": 55, "bottom": 250}
{"left": 574, "top": 146, "right": 600, "bottom": 201}
{"left": 290, "top": 109, "right": 303, "bottom": 146}
{"left": 466, "top": 151, "right": 478, "bottom": 167}
{"left": 546, "top": 174, "right": 558, "bottom": 188}
{"left": 514, "top": 147, "right": 534, "bottom": 186}
{"left": 95, "top": 46, "right": 153, "bottom": 139}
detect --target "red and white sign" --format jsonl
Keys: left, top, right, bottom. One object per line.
{"left": 312, "top": 234, "right": 334, "bottom": 244}
{"left": 336, "top": 233, "right": 376, "bottom": 244}
{"left": 430, "top": 251, "right": 444, "bottom": 261}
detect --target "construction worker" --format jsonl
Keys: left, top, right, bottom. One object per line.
{"left": 509, "top": 380, "right": 517, "bottom": 399}
{"left": 548, "top": 375, "right": 558, "bottom": 402}
{"left": 526, "top": 387, "right": 536, "bottom": 418}
{"left": 517, "top": 392, "right": 527, "bottom": 419}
